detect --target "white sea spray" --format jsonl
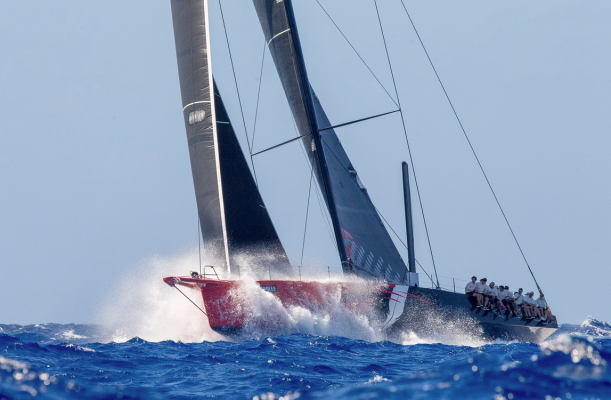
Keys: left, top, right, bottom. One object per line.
{"left": 95, "top": 248, "right": 224, "bottom": 343}
{"left": 228, "top": 273, "right": 384, "bottom": 341}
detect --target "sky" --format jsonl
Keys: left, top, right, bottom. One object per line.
{"left": 1, "top": 1, "right": 610, "bottom": 326}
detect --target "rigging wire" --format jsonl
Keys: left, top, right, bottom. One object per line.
{"left": 373, "top": 0, "right": 440, "bottom": 288}
{"left": 314, "top": 0, "right": 398, "bottom": 108}
{"left": 292, "top": 118, "right": 339, "bottom": 253}
{"left": 173, "top": 286, "right": 208, "bottom": 316}
{"left": 374, "top": 204, "right": 435, "bottom": 283}
{"left": 218, "top": 0, "right": 259, "bottom": 185}
{"left": 398, "top": 0, "right": 543, "bottom": 294}
{"left": 198, "top": 216, "right": 202, "bottom": 276}
{"left": 300, "top": 168, "right": 315, "bottom": 270}
{"left": 312, "top": 180, "right": 339, "bottom": 253}
{"left": 250, "top": 41, "right": 267, "bottom": 153}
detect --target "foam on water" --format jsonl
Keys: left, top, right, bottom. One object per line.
{"left": 58, "top": 330, "right": 87, "bottom": 340}
{"left": 1, "top": 319, "right": 610, "bottom": 399}
{"left": 94, "top": 248, "right": 495, "bottom": 346}
{"left": 230, "top": 275, "right": 384, "bottom": 342}
{"left": 95, "top": 248, "right": 223, "bottom": 343}
{"left": 95, "top": 247, "right": 389, "bottom": 343}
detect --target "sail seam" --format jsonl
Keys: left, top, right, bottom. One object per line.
{"left": 267, "top": 28, "right": 291, "bottom": 46}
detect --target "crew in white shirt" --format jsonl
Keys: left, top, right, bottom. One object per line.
{"left": 474, "top": 278, "right": 488, "bottom": 308}
{"left": 465, "top": 276, "right": 477, "bottom": 294}
{"left": 513, "top": 288, "right": 530, "bottom": 318}
{"left": 497, "top": 285, "right": 508, "bottom": 315}
{"left": 501, "top": 286, "right": 518, "bottom": 318}
{"left": 535, "top": 293, "right": 552, "bottom": 322}
{"left": 522, "top": 292, "right": 537, "bottom": 320}
{"left": 486, "top": 282, "right": 499, "bottom": 312}
{"left": 465, "top": 276, "right": 478, "bottom": 308}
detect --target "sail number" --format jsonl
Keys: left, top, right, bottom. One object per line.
{"left": 188, "top": 109, "right": 206, "bottom": 125}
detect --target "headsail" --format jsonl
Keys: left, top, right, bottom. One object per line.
{"left": 252, "top": 0, "right": 409, "bottom": 283}
{"left": 171, "top": 0, "right": 292, "bottom": 278}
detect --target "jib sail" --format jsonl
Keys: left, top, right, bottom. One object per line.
{"left": 252, "top": 0, "right": 409, "bottom": 283}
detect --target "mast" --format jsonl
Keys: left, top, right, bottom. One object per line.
{"left": 282, "top": 1, "right": 349, "bottom": 270}
{"left": 402, "top": 162, "right": 416, "bottom": 273}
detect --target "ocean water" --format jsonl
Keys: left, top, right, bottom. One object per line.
{"left": 2, "top": 253, "right": 610, "bottom": 399}
{"left": 1, "top": 318, "right": 610, "bottom": 400}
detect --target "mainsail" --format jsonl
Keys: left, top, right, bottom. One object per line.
{"left": 171, "top": 0, "right": 292, "bottom": 277}
{"left": 252, "top": 0, "right": 409, "bottom": 283}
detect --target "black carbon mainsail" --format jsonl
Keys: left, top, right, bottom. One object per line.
{"left": 252, "top": 0, "right": 409, "bottom": 283}
{"left": 171, "top": 0, "right": 292, "bottom": 277}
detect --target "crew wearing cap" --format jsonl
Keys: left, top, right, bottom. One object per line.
{"left": 465, "top": 276, "right": 478, "bottom": 308}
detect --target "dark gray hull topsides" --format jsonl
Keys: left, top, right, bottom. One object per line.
{"left": 389, "top": 287, "right": 558, "bottom": 343}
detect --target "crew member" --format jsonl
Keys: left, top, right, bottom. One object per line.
{"left": 501, "top": 286, "right": 518, "bottom": 318}
{"left": 474, "top": 278, "right": 488, "bottom": 308}
{"left": 522, "top": 291, "right": 537, "bottom": 320}
{"left": 535, "top": 293, "right": 552, "bottom": 322}
{"left": 465, "top": 276, "right": 478, "bottom": 308}
{"left": 485, "top": 282, "right": 499, "bottom": 312}
{"left": 514, "top": 288, "right": 528, "bottom": 318}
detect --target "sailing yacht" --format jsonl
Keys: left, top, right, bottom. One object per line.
{"left": 163, "top": 0, "right": 558, "bottom": 343}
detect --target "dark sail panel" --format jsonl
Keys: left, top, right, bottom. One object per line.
{"left": 171, "top": 0, "right": 227, "bottom": 269}
{"left": 313, "top": 95, "right": 408, "bottom": 283}
{"left": 214, "top": 86, "right": 293, "bottom": 277}
{"left": 253, "top": 0, "right": 409, "bottom": 283}
{"left": 172, "top": 0, "right": 292, "bottom": 278}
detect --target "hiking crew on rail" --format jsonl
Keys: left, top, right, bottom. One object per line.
{"left": 464, "top": 276, "right": 554, "bottom": 323}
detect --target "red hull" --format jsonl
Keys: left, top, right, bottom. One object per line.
{"left": 163, "top": 277, "right": 391, "bottom": 334}
{"left": 163, "top": 276, "right": 558, "bottom": 342}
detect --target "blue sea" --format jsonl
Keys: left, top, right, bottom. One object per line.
{"left": 1, "top": 318, "right": 610, "bottom": 400}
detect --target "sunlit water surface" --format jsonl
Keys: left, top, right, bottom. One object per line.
{"left": 2, "top": 254, "right": 610, "bottom": 399}
{"left": 1, "top": 317, "right": 610, "bottom": 399}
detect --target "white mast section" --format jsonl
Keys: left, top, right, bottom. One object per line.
{"left": 203, "top": 0, "right": 231, "bottom": 274}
